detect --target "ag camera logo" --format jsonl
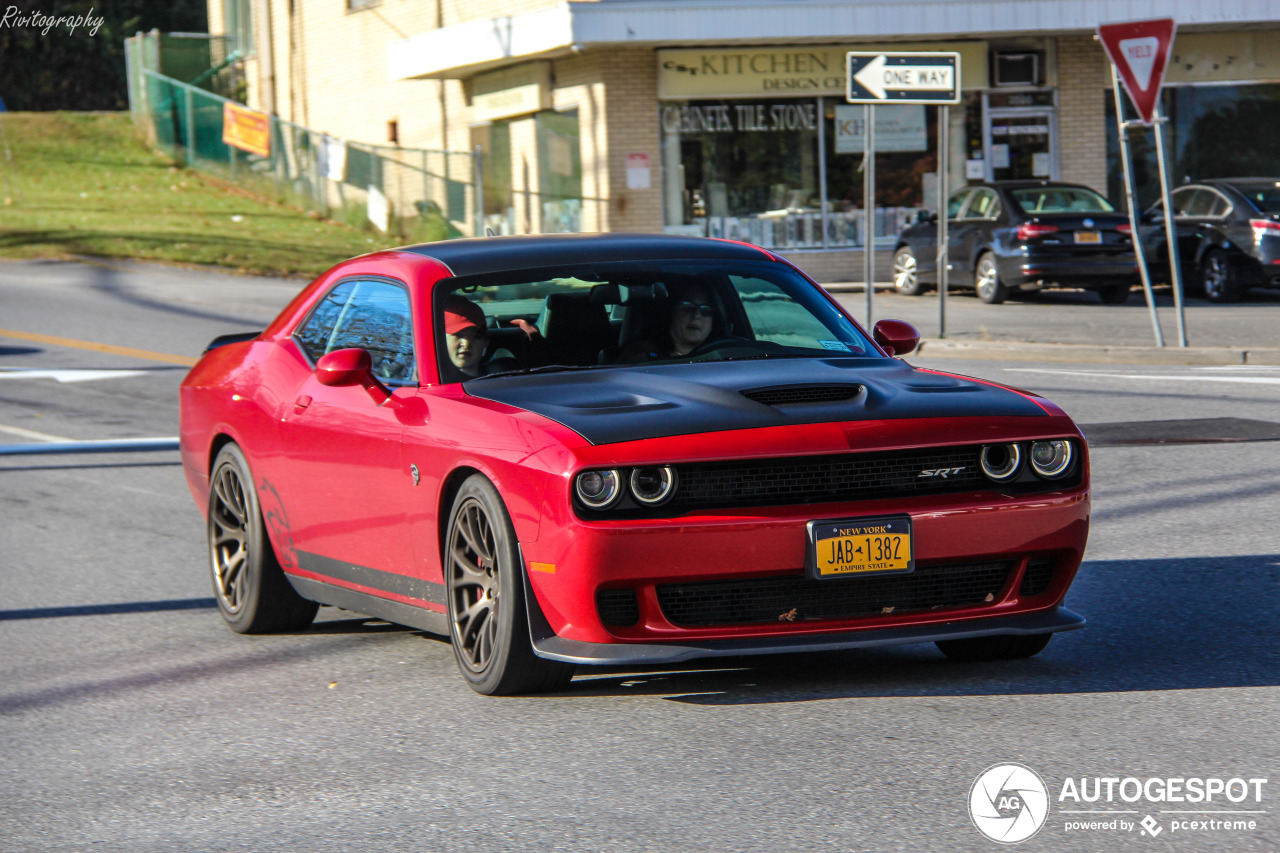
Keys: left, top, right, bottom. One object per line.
{"left": 969, "top": 763, "right": 1050, "bottom": 843}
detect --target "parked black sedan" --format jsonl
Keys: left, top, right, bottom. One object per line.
{"left": 893, "top": 181, "right": 1139, "bottom": 305}
{"left": 1140, "top": 178, "right": 1280, "bottom": 303}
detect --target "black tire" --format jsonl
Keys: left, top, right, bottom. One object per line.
{"left": 1201, "top": 249, "right": 1242, "bottom": 303}
{"left": 974, "top": 253, "right": 1008, "bottom": 304}
{"left": 892, "top": 246, "right": 927, "bottom": 296}
{"left": 1096, "top": 284, "right": 1132, "bottom": 305}
{"left": 936, "top": 632, "right": 1052, "bottom": 662}
{"left": 208, "top": 444, "right": 318, "bottom": 634}
{"left": 445, "top": 474, "right": 575, "bottom": 695}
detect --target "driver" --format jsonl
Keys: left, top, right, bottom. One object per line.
{"left": 618, "top": 282, "right": 723, "bottom": 361}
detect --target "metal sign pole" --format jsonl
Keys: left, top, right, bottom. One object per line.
{"left": 937, "top": 103, "right": 949, "bottom": 339}
{"left": 864, "top": 103, "right": 876, "bottom": 327}
{"left": 1152, "top": 103, "right": 1188, "bottom": 347}
{"left": 1110, "top": 64, "right": 1163, "bottom": 347}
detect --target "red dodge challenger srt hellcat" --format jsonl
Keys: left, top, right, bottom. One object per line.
{"left": 180, "top": 233, "right": 1089, "bottom": 694}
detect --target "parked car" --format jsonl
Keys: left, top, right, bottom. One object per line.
{"left": 1139, "top": 178, "right": 1280, "bottom": 303}
{"left": 893, "top": 181, "right": 1140, "bottom": 304}
{"left": 181, "top": 234, "right": 1090, "bottom": 695}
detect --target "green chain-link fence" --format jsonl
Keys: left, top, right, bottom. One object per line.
{"left": 126, "top": 33, "right": 477, "bottom": 241}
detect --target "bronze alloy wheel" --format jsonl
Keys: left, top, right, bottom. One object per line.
{"left": 444, "top": 474, "right": 574, "bottom": 694}
{"left": 447, "top": 496, "right": 502, "bottom": 673}
{"left": 209, "top": 459, "right": 252, "bottom": 616}
{"left": 207, "top": 444, "right": 317, "bottom": 634}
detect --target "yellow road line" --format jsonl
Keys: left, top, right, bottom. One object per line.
{"left": 0, "top": 328, "right": 197, "bottom": 366}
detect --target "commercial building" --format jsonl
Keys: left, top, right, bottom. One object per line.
{"left": 211, "top": 0, "right": 1280, "bottom": 279}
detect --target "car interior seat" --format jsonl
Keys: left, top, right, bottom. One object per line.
{"left": 541, "top": 292, "right": 615, "bottom": 367}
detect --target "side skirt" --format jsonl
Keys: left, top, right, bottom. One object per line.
{"left": 288, "top": 575, "right": 448, "bottom": 636}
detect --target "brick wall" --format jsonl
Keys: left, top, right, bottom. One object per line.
{"left": 1056, "top": 35, "right": 1109, "bottom": 195}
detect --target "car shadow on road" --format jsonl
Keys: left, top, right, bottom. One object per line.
{"left": 563, "top": 553, "right": 1280, "bottom": 704}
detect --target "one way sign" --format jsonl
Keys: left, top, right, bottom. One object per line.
{"left": 846, "top": 52, "right": 961, "bottom": 104}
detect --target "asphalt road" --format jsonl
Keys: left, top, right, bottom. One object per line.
{"left": 1, "top": 258, "right": 1278, "bottom": 852}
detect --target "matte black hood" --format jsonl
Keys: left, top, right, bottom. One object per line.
{"left": 463, "top": 358, "right": 1046, "bottom": 446}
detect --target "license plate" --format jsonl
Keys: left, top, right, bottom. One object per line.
{"left": 1075, "top": 231, "right": 1101, "bottom": 244}
{"left": 806, "top": 515, "right": 914, "bottom": 580}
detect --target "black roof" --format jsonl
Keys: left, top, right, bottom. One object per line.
{"left": 400, "top": 233, "right": 770, "bottom": 278}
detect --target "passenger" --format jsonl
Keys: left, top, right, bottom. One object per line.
{"left": 618, "top": 282, "right": 723, "bottom": 361}
{"left": 442, "top": 294, "right": 540, "bottom": 379}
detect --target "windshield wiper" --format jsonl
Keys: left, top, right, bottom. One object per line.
{"left": 469, "top": 363, "right": 614, "bottom": 380}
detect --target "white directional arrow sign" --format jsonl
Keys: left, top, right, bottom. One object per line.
{"left": 0, "top": 367, "right": 148, "bottom": 383}
{"left": 846, "top": 52, "right": 961, "bottom": 105}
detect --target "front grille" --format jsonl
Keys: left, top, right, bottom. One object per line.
{"left": 669, "top": 446, "right": 984, "bottom": 510}
{"left": 1019, "top": 558, "right": 1056, "bottom": 596}
{"left": 742, "top": 384, "right": 863, "bottom": 406}
{"left": 657, "top": 561, "right": 1013, "bottom": 627}
{"left": 597, "top": 588, "right": 640, "bottom": 626}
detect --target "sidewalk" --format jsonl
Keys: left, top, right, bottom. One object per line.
{"left": 824, "top": 281, "right": 1280, "bottom": 365}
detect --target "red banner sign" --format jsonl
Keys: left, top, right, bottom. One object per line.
{"left": 222, "top": 102, "right": 271, "bottom": 157}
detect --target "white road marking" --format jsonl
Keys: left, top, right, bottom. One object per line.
{"left": 0, "top": 367, "right": 148, "bottom": 383}
{"left": 1006, "top": 367, "right": 1280, "bottom": 386}
{"left": 0, "top": 423, "right": 70, "bottom": 442}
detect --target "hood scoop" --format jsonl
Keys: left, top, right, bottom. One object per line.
{"left": 742, "top": 384, "right": 864, "bottom": 407}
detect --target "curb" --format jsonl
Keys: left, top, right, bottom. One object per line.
{"left": 913, "top": 338, "right": 1280, "bottom": 365}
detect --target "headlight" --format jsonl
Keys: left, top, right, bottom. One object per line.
{"left": 980, "top": 443, "right": 1022, "bottom": 481}
{"left": 1029, "top": 439, "right": 1074, "bottom": 479}
{"left": 629, "top": 466, "right": 678, "bottom": 506}
{"left": 575, "top": 469, "right": 622, "bottom": 509}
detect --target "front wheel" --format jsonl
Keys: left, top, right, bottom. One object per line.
{"left": 892, "top": 246, "right": 927, "bottom": 296}
{"left": 936, "top": 633, "right": 1051, "bottom": 661}
{"left": 208, "top": 444, "right": 318, "bottom": 634}
{"left": 1201, "top": 249, "right": 1242, "bottom": 303}
{"left": 445, "top": 474, "right": 575, "bottom": 695}
{"left": 974, "top": 253, "right": 1008, "bottom": 304}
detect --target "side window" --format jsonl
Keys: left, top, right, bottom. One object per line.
{"left": 962, "top": 189, "right": 996, "bottom": 220}
{"left": 1171, "top": 188, "right": 1200, "bottom": 217}
{"left": 1206, "top": 191, "right": 1232, "bottom": 218}
{"left": 946, "top": 189, "right": 972, "bottom": 219}
{"left": 294, "top": 279, "right": 416, "bottom": 383}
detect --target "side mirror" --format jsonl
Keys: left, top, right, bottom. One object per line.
{"left": 916, "top": 209, "right": 937, "bottom": 223}
{"left": 872, "top": 319, "right": 921, "bottom": 357}
{"left": 315, "top": 348, "right": 391, "bottom": 404}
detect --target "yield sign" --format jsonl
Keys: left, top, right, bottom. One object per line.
{"left": 1097, "top": 18, "right": 1177, "bottom": 124}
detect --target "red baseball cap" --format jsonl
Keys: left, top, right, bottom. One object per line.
{"left": 443, "top": 295, "right": 486, "bottom": 335}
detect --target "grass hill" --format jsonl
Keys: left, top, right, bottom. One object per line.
{"left": 0, "top": 112, "right": 405, "bottom": 277}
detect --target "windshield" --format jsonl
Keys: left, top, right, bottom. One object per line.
{"left": 1010, "top": 186, "right": 1115, "bottom": 214}
{"left": 434, "top": 259, "right": 875, "bottom": 382}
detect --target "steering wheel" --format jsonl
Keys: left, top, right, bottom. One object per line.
{"left": 686, "top": 336, "right": 758, "bottom": 359}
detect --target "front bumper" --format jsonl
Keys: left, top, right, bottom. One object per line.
{"left": 524, "top": 566, "right": 1084, "bottom": 665}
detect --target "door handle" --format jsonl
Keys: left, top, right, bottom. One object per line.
{"left": 294, "top": 395, "right": 312, "bottom": 411}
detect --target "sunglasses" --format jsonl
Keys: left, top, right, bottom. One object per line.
{"left": 675, "top": 300, "right": 714, "bottom": 317}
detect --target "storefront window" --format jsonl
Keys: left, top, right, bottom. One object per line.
{"left": 822, "top": 102, "right": 937, "bottom": 247}
{"left": 661, "top": 97, "right": 962, "bottom": 249}
{"left": 538, "top": 109, "right": 582, "bottom": 233}
{"left": 1106, "top": 82, "right": 1280, "bottom": 211}
{"left": 472, "top": 121, "right": 514, "bottom": 234}
{"left": 660, "top": 99, "right": 821, "bottom": 247}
